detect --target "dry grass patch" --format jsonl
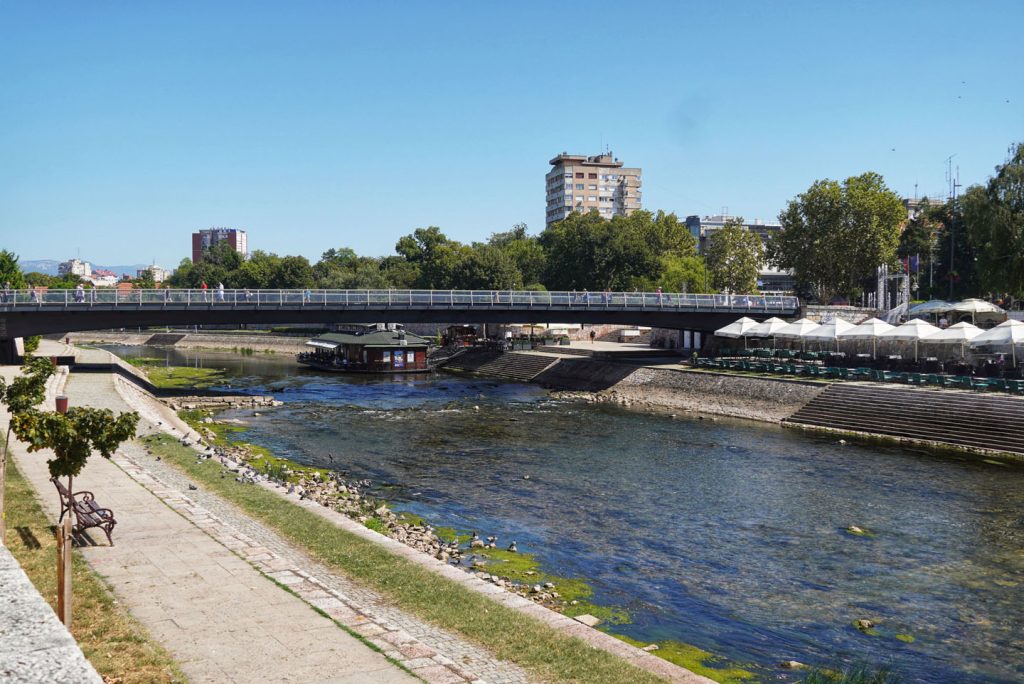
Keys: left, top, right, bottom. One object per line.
{"left": 3, "top": 459, "right": 185, "bottom": 684}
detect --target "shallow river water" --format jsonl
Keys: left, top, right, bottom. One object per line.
{"left": 107, "top": 345, "right": 1024, "bottom": 683}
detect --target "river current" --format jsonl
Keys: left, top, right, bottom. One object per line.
{"left": 106, "top": 345, "right": 1024, "bottom": 683}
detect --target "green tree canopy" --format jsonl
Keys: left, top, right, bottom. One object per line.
{"left": 705, "top": 220, "right": 765, "bottom": 293}
{"left": 0, "top": 250, "right": 27, "bottom": 289}
{"left": 770, "top": 172, "right": 905, "bottom": 302}
{"left": 961, "top": 142, "right": 1024, "bottom": 297}
{"left": 12, "top": 407, "right": 138, "bottom": 484}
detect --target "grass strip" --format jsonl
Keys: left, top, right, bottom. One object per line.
{"left": 3, "top": 458, "right": 185, "bottom": 683}
{"left": 144, "top": 433, "right": 667, "bottom": 684}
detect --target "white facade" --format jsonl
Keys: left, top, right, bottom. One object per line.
{"left": 58, "top": 258, "right": 91, "bottom": 278}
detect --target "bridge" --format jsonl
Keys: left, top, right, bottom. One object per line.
{"left": 0, "top": 288, "right": 800, "bottom": 362}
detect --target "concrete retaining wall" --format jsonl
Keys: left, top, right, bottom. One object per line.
{"left": 68, "top": 331, "right": 308, "bottom": 354}
{"left": 534, "top": 359, "right": 824, "bottom": 423}
{"left": 0, "top": 546, "right": 103, "bottom": 683}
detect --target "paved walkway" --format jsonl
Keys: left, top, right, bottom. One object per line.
{"left": 2, "top": 352, "right": 415, "bottom": 684}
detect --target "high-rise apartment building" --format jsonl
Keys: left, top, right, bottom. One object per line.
{"left": 545, "top": 152, "right": 641, "bottom": 227}
{"left": 192, "top": 227, "right": 248, "bottom": 263}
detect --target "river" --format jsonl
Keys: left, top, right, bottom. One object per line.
{"left": 104, "top": 345, "right": 1024, "bottom": 683}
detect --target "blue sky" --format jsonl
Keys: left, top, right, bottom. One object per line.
{"left": 1, "top": 1, "right": 1021, "bottom": 268}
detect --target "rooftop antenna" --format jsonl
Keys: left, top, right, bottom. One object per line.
{"left": 914, "top": 182, "right": 918, "bottom": 200}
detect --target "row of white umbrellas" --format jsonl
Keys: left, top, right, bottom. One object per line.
{"left": 717, "top": 316, "right": 1024, "bottom": 363}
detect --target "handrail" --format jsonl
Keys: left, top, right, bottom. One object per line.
{"left": 0, "top": 288, "right": 800, "bottom": 312}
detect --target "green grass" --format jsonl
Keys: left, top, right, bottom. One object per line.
{"left": 142, "top": 433, "right": 669, "bottom": 683}
{"left": 177, "top": 409, "right": 331, "bottom": 483}
{"left": 125, "top": 358, "right": 227, "bottom": 389}
{"left": 3, "top": 459, "right": 185, "bottom": 683}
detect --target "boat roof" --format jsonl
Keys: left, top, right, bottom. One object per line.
{"left": 307, "top": 330, "right": 431, "bottom": 349}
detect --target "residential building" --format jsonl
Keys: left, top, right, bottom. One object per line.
{"left": 902, "top": 197, "right": 941, "bottom": 221}
{"left": 192, "top": 227, "right": 248, "bottom": 263}
{"left": 58, "top": 258, "right": 91, "bottom": 278}
{"left": 685, "top": 214, "right": 783, "bottom": 254}
{"left": 545, "top": 152, "right": 641, "bottom": 227}
{"left": 136, "top": 265, "right": 172, "bottom": 283}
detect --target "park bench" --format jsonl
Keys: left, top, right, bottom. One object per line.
{"left": 51, "top": 478, "right": 117, "bottom": 545}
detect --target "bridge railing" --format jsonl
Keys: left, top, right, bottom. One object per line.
{"left": 0, "top": 288, "right": 799, "bottom": 312}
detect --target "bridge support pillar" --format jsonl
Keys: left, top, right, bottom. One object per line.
{"left": 0, "top": 337, "right": 22, "bottom": 365}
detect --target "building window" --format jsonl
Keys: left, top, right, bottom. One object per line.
{"left": 588, "top": 173, "right": 597, "bottom": 179}
{"left": 576, "top": 183, "right": 584, "bottom": 190}
{"left": 576, "top": 172, "right": 584, "bottom": 178}
{"left": 564, "top": 173, "right": 572, "bottom": 178}
{"left": 588, "top": 196, "right": 597, "bottom": 202}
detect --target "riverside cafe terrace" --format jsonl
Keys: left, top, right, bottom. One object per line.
{"left": 298, "top": 324, "right": 431, "bottom": 373}
{"left": 705, "top": 308, "right": 1024, "bottom": 393}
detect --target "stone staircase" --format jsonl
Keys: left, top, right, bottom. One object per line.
{"left": 785, "top": 383, "right": 1024, "bottom": 455}
{"left": 535, "top": 345, "right": 594, "bottom": 357}
{"left": 145, "top": 333, "right": 187, "bottom": 346}
{"left": 439, "top": 349, "right": 560, "bottom": 382}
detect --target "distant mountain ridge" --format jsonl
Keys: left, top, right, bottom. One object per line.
{"left": 20, "top": 259, "right": 152, "bottom": 277}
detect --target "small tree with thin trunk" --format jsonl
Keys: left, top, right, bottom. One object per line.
{"left": 11, "top": 407, "right": 139, "bottom": 518}
{"left": 0, "top": 355, "right": 56, "bottom": 544}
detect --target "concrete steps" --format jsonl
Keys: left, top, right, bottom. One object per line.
{"left": 145, "top": 333, "right": 187, "bottom": 346}
{"left": 785, "top": 384, "right": 1024, "bottom": 454}
{"left": 535, "top": 345, "right": 593, "bottom": 357}
{"left": 440, "top": 350, "right": 560, "bottom": 382}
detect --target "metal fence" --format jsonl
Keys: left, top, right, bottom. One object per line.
{"left": 0, "top": 288, "right": 799, "bottom": 312}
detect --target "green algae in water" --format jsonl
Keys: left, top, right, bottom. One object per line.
{"left": 615, "top": 635, "right": 756, "bottom": 683}
{"left": 895, "top": 633, "right": 915, "bottom": 643}
{"left": 470, "top": 547, "right": 630, "bottom": 624}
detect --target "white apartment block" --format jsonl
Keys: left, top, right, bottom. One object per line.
{"left": 136, "top": 265, "right": 173, "bottom": 282}
{"left": 545, "top": 152, "right": 641, "bottom": 227}
{"left": 58, "top": 258, "right": 91, "bottom": 278}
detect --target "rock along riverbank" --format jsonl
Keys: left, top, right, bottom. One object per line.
{"left": 536, "top": 359, "right": 825, "bottom": 424}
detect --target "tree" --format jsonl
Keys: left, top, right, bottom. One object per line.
{"left": 489, "top": 224, "right": 546, "bottom": 287}
{"left": 453, "top": 245, "right": 523, "bottom": 290}
{"left": 770, "top": 172, "right": 905, "bottom": 302}
{"left": 0, "top": 356, "right": 57, "bottom": 543}
{"left": 540, "top": 210, "right": 695, "bottom": 291}
{"left": 268, "top": 255, "right": 314, "bottom": 289}
{"left": 0, "top": 250, "right": 27, "bottom": 289}
{"left": 705, "top": 220, "right": 765, "bottom": 293}
{"left": 11, "top": 405, "right": 139, "bottom": 513}
{"left": 135, "top": 268, "right": 156, "bottom": 289}
{"left": 961, "top": 142, "right": 1024, "bottom": 297}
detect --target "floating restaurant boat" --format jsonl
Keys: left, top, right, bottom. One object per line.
{"left": 297, "top": 324, "right": 432, "bottom": 373}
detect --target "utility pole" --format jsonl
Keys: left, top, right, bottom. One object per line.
{"left": 945, "top": 156, "right": 961, "bottom": 300}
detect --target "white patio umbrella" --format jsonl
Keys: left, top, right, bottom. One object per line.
{"left": 876, "top": 318, "right": 941, "bottom": 361}
{"left": 929, "top": 321, "right": 982, "bottom": 359}
{"left": 745, "top": 317, "right": 789, "bottom": 347}
{"left": 837, "top": 318, "right": 895, "bottom": 359}
{"left": 715, "top": 317, "right": 760, "bottom": 348}
{"left": 908, "top": 300, "right": 952, "bottom": 315}
{"left": 774, "top": 318, "right": 822, "bottom": 351}
{"left": 949, "top": 298, "right": 1005, "bottom": 324}
{"left": 803, "top": 318, "right": 856, "bottom": 352}
{"left": 969, "top": 319, "right": 1024, "bottom": 367}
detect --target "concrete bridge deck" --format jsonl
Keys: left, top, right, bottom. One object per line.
{"left": 0, "top": 289, "right": 799, "bottom": 362}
